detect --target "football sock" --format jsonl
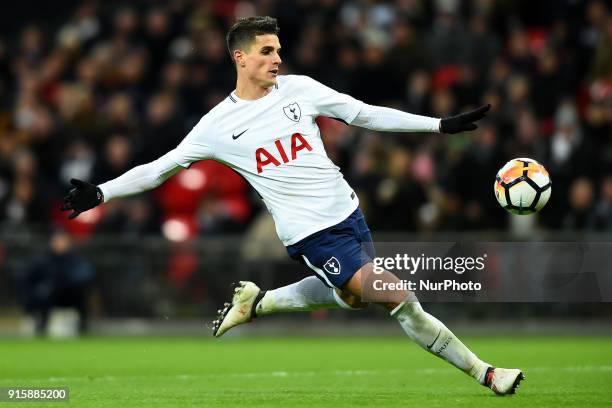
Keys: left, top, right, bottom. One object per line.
{"left": 255, "top": 276, "right": 356, "bottom": 316}
{"left": 391, "top": 299, "right": 490, "bottom": 384}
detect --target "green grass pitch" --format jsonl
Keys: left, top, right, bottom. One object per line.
{"left": 1, "top": 336, "right": 611, "bottom": 407}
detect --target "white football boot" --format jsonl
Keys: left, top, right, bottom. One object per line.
{"left": 212, "top": 281, "right": 263, "bottom": 337}
{"left": 484, "top": 367, "right": 525, "bottom": 395}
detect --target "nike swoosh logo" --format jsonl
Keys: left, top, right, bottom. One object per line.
{"left": 232, "top": 129, "right": 249, "bottom": 140}
{"left": 426, "top": 329, "right": 442, "bottom": 349}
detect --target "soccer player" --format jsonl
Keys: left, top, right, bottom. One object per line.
{"left": 62, "top": 16, "right": 523, "bottom": 395}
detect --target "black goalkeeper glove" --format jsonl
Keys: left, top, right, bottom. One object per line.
{"left": 439, "top": 104, "right": 491, "bottom": 134}
{"left": 60, "top": 178, "right": 104, "bottom": 219}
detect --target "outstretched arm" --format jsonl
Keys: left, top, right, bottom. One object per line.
{"left": 352, "top": 103, "right": 490, "bottom": 134}
{"left": 61, "top": 151, "right": 182, "bottom": 219}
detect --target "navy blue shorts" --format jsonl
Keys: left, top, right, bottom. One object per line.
{"left": 286, "top": 208, "right": 376, "bottom": 288}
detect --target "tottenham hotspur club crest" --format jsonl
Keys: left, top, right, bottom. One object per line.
{"left": 323, "top": 256, "right": 341, "bottom": 275}
{"left": 283, "top": 102, "right": 301, "bottom": 122}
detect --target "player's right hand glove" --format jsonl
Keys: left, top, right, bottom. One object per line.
{"left": 439, "top": 104, "right": 491, "bottom": 134}
{"left": 60, "top": 178, "right": 104, "bottom": 219}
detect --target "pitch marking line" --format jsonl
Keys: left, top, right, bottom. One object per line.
{"left": 1, "top": 366, "right": 611, "bottom": 384}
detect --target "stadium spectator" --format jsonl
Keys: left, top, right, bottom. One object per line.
{"left": 13, "top": 230, "right": 95, "bottom": 335}
{"left": 588, "top": 176, "right": 612, "bottom": 231}
{"left": 564, "top": 177, "right": 595, "bottom": 230}
{"left": 371, "top": 147, "right": 427, "bottom": 231}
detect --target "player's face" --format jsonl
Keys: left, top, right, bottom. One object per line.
{"left": 241, "top": 34, "right": 282, "bottom": 87}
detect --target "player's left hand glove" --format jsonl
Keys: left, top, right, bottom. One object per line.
{"left": 439, "top": 104, "right": 491, "bottom": 134}
{"left": 60, "top": 178, "right": 104, "bottom": 219}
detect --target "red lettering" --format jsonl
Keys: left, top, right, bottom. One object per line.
{"left": 256, "top": 147, "right": 281, "bottom": 174}
{"left": 255, "top": 133, "right": 313, "bottom": 173}
{"left": 290, "top": 133, "right": 312, "bottom": 160}
{"left": 274, "top": 140, "right": 289, "bottom": 163}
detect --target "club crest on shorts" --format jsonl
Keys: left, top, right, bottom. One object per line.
{"left": 283, "top": 102, "right": 301, "bottom": 122}
{"left": 323, "top": 256, "right": 341, "bottom": 275}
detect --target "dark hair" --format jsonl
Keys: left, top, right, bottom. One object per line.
{"left": 226, "top": 16, "right": 279, "bottom": 61}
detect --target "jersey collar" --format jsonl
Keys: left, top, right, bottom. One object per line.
{"left": 229, "top": 83, "right": 279, "bottom": 103}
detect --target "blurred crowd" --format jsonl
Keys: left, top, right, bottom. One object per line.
{"left": 0, "top": 0, "right": 611, "bottom": 240}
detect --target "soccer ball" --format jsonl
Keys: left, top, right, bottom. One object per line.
{"left": 494, "top": 158, "right": 551, "bottom": 215}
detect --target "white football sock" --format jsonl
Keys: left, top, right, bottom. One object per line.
{"left": 255, "top": 276, "right": 357, "bottom": 316}
{"left": 391, "top": 299, "right": 490, "bottom": 384}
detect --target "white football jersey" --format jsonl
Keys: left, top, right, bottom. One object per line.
{"left": 169, "top": 75, "right": 363, "bottom": 246}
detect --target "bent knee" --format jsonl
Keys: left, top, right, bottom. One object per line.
{"left": 335, "top": 289, "right": 369, "bottom": 309}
